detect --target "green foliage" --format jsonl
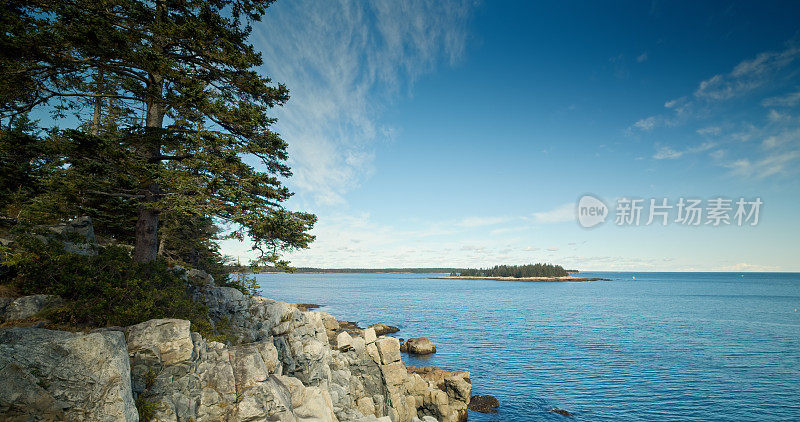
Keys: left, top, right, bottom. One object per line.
{"left": 0, "top": 0, "right": 317, "bottom": 337}
{"left": 455, "top": 263, "right": 569, "bottom": 278}
{"left": 135, "top": 394, "right": 161, "bottom": 422}
{"left": 1, "top": 0, "right": 316, "bottom": 263}
{"left": 0, "top": 116, "right": 56, "bottom": 220}
{"left": 225, "top": 271, "right": 259, "bottom": 296}
{"left": 159, "top": 212, "right": 229, "bottom": 284}
{"left": 143, "top": 368, "right": 158, "bottom": 390}
{"left": 3, "top": 233, "right": 210, "bottom": 329}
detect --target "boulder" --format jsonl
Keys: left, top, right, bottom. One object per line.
{"left": 369, "top": 322, "right": 399, "bottom": 336}
{"left": 363, "top": 327, "right": 377, "bottom": 344}
{"left": 126, "top": 318, "right": 194, "bottom": 365}
{"left": 2, "top": 294, "right": 61, "bottom": 322}
{"left": 444, "top": 375, "right": 471, "bottom": 403}
{"left": 404, "top": 338, "right": 436, "bottom": 355}
{"left": 357, "top": 416, "right": 391, "bottom": 422}
{"left": 356, "top": 396, "right": 376, "bottom": 417}
{"left": 0, "top": 327, "right": 137, "bottom": 421}
{"left": 203, "top": 286, "right": 249, "bottom": 317}
{"left": 468, "top": 395, "right": 499, "bottom": 413}
{"left": 45, "top": 216, "right": 98, "bottom": 255}
{"left": 48, "top": 215, "right": 95, "bottom": 243}
{"left": 337, "top": 331, "right": 353, "bottom": 350}
{"left": 186, "top": 268, "right": 215, "bottom": 286}
{"left": 380, "top": 361, "right": 408, "bottom": 387}
{"left": 375, "top": 337, "right": 401, "bottom": 365}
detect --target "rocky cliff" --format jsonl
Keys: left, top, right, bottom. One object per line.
{"left": 0, "top": 269, "right": 471, "bottom": 422}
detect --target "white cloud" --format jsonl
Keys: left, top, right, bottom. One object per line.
{"left": 713, "top": 262, "right": 781, "bottom": 272}
{"left": 695, "top": 46, "right": 800, "bottom": 100}
{"left": 653, "top": 141, "right": 715, "bottom": 160}
{"left": 633, "top": 116, "right": 657, "bottom": 131}
{"left": 637, "top": 52, "right": 648, "bottom": 63}
{"left": 254, "top": 1, "right": 475, "bottom": 204}
{"left": 762, "top": 128, "right": 800, "bottom": 149}
{"left": 709, "top": 149, "right": 725, "bottom": 160}
{"left": 696, "top": 126, "right": 721, "bottom": 136}
{"left": 629, "top": 45, "right": 800, "bottom": 134}
{"left": 767, "top": 109, "right": 791, "bottom": 122}
{"left": 627, "top": 43, "right": 800, "bottom": 179}
{"left": 726, "top": 150, "right": 800, "bottom": 179}
{"left": 761, "top": 90, "right": 800, "bottom": 107}
{"left": 458, "top": 216, "right": 513, "bottom": 228}
{"left": 531, "top": 203, "right": 575, "bottom": 223}
{"left": 653, "top": 146, "right": 682, "bottom": 159}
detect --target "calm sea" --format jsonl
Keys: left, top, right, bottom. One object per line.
{"left": 255, "top": 272, "right": 800, "bottom": 421}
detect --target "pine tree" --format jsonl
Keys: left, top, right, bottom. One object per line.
{"left": 0, "top": 0, "right": 315, "bottom": 263}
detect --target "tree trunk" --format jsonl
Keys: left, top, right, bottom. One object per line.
{"left": 134, "top": 205, "right": 159, "bottom": 262}
{"left": 133, "top": 89, "right": 164, "bottom": 262}
{"left": 133, "top": 83, "right": 165, "bottom": 263}
{"left": 91, "top": 68, "right": 103, "bottom": 135}
{"left": 133, "top": 0, "right": 167, "bottom": 263}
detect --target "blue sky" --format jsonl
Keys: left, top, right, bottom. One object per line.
{"left": 222, "top": 0, "right": 800, "bottom": 271}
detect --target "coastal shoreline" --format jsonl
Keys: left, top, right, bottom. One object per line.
{"left": 429, "top": 275, "right": 611, "bottom": 282}
{"left": 0, "top": 268, "right": 475, "bottom": 422}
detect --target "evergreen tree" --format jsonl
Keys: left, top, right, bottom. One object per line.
{"left": 0, "top": 0, "right": 315, "bottom": 264}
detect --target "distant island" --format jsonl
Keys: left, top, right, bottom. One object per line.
{"left": 227, "top": 264, "right": 595, "bottom": 278}
{"left": 455, "top": 263, "right": 570, "bottom": 278}
{"left": 434, "top": 263, "right": 610, "bottom": 282}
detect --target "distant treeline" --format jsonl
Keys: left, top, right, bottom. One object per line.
{"left": 226, "top": 266, "right": 461, "bottom": 274}
{"left": 453, "top": 263, "right": 569, "bottom": 278}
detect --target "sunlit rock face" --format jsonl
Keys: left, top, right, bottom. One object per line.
{"left": 0, "top": 268, "right": 471, "bottom": 421}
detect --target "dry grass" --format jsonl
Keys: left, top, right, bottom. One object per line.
{"left": 0, "top": 283, "right": 21, "bottom": 298}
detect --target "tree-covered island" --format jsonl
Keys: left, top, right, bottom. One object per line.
{"left": 436, "top": 264, "right": 608, "bottom": 282}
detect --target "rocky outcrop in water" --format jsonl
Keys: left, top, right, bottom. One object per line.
{"left": 0, "top": 270, "right": 473, "bottom": 421}
{"left": 467, "top": 395, "right": 499, "bottom": 413}
{"left": 402, "top": 338, "right": 437, "bottom": 355}
{"left": 549, "top": 407, "right": 574, "bottom": 417}
{"left": 369, "top": 323, "right": 400, "bottom": 336}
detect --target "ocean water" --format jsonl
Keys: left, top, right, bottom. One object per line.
{"left": 255, "top": 272, "right": 800, "bottom": 421}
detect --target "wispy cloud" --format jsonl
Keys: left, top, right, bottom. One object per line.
{"left": 761, "top": 90, "right": 800, "bottom": 107}
{"left": 713, "top": 262, "right": 781, "bottom": 272}
{"left": 653, "top": 141, "right": 716, "bottom": 160}
{"left": 628, "top": 45, "right": 800, "bottom": 134}
{"left": 696, "top": 126, "right": 721, "bottom": 136}
{"left": 694, "top": 46, "right": 800, "bottom": 100}
{"left": 632, "top": 116, "right": 657, "bottom": 131}
{"left": 531, "top": 203, "right": 575, "bottom": 223}
{"left": 254, "top": 1, "right": 475, "bottom": 204}
{"left": 458, "top": 216, "right": 514, "bottom": 228}
{"left": 726, "top": 144, "right": 800, "bottom": 179}
{"left": 627, "top": 42, "right": 800, "bottom": 179}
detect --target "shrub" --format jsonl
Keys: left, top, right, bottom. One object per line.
{"left": 2, "top": 233, "right": 213, "bottom": 331}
